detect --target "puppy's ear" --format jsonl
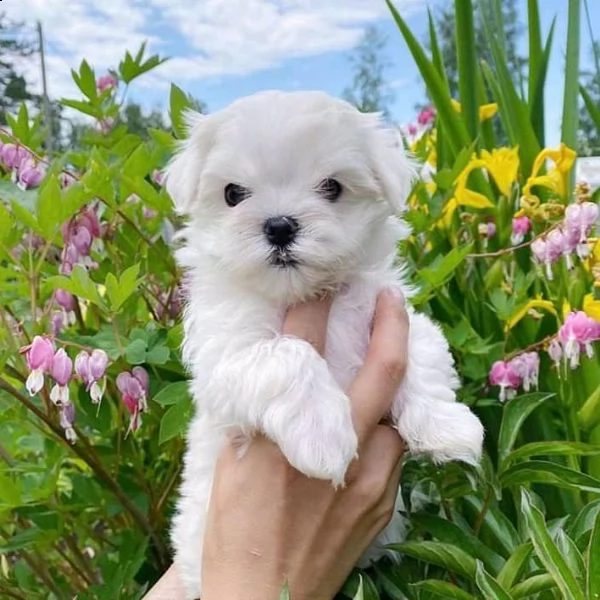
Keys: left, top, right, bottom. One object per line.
{"left": 366, "top": 115, "right": 419, "bottom": 214}
{"left": 164, "top": 110, "right": 219, "bottom": 215}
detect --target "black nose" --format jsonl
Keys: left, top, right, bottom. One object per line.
{"left": 263, "top": 216, "right": 299, "bottom": 247}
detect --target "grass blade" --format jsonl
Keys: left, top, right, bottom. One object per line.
{"left": 455, "top": 0, "right": 479, "bottom": 141}
{"left": 588, "top": 511, "right": 600, "bottom": 600}
{"left": 475, "top": 561, "right": 512, "bottom": 600}
{"left": 521, "top": 489, "right": 585, "bottom": 600}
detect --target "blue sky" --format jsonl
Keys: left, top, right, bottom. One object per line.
{"left": 7, "top": 0, "right": 599, "bottom": 147}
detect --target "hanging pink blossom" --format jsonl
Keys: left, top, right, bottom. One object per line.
{"left": 49, "top": 348, "right": 73, "bottom": 406}
{"left": 511, "top": 216, "right": 531, "bottom": 245}
{"left": 24, "top": 336, "right": 55, "bottom": 396}
{"left": 489, "top": 360, "right": 522, "bottom": 402}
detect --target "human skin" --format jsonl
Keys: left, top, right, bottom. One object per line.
{"left": 143, "top": 288, "right": 409, "bottom": 600}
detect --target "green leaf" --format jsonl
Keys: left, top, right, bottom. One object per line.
{"left": 60, "top": 98, "right": 102, "bottom": 119}
{"left": 125, "top": 339, "right": 147, "bottom": 365}
{"left": 0, "top": 202, "right": 14, "bottom": 243}
{"left": 474, "top": 560, "right": 512, "bottom": 600}
{"left": 145, "top": 344, "right": 170, "bottom": 365}
{"left": 580, "top": 86, "right": 600, "bottom": 131}
{"left": 73, "top": 60, "right": 97, "bottom": 101}
{"left": 497, "top": 392, "right": 554, "bottom": 464}
{"left": 521, "top": 489, "right": 585, "bottom": 600}
{"left": 496, "top": 543, "right": 532, "bottom": 589}
{"left": 411, "top": 580, "right": 475, "bottom": 600}
{"left": 123, "top": 144, "right": 151, "bottom": 179}
{"left": 588, "top": 511, "right": 600, "bottom": 600}
{"left": 418, "top": 243, "right": 474, "bottom": 288}
{"left": 455, "top": 0, "right": 479, "bottom": 141}
{"left": 555, "top": 529, "right": 584, "bottom": 583}
{"left": 36, "top": 177, "right": 62, "bottom": 240}
{"left": 0, "top": 179, "right": 38, "bottom": 212}
{"left": 411, "top": 514, "right": 504, "bottom": 574}
{"left": 501, "top": 460, "right": 600, "bottom": 493}
{"left": 504, "top": 441, "right": 600, "bottom": 466}
{"left": 387, "top": 541, "right": 477, "bottom": 581}
{"left": 159, "top": 394, "right": 193, "bottom": 444}
{"left": 561, "top": 0, "right": 581, "bottom": 162}
{"left": 152, "top": 382, "right": 191, "bottom": 407}
{"left": 510, "top": 574, "right": 556, "bottom": 598}
{"left": 170, "top": 84, "right": 196, "bottom": 139}
{"left": 385, "top": 0, "right": 470, "bottom": 156}
{"left": 578, "top": 381, "right": 600, "bottom": 431}
{"left": 46, "top": 265, "right": 105, "bottom": 308}
{"left": 279, "top": 582, "right": 290, "bottom": 600}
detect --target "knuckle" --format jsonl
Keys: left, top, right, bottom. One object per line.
{"left": 380, "top": 354, "right": 407, "bottom": 383}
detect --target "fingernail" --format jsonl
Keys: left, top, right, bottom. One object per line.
{"left": 385, "top": 286, "right": 405, "bottom": 305}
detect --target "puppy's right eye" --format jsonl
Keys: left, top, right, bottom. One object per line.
{"left": 224, "top": 183, "right": 250, "bottom": 207}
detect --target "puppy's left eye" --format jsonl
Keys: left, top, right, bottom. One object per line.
{"left": 316, "top": 178, "right": 342, "bottom": 203}
{"left": 224, "top": 183, "right": 251, "bottom": 207}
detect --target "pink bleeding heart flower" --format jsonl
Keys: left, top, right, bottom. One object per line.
{"left": 511, "top": 216, "right": 531, "bottom": 245}
{"left": 25, "top": 336, "right": 55, "bottom": 396}
{"left": 17, "top": 159, "right": 45, "bottom": 190}
{"left": 75, "top": 349, "right": 109, "bottom": 404}
{"left": 417, "top": 106, "right": 436, "bottom": 126}
{"left": 151, "top": 170, "right": 164, "bottom": 186}
{"left": 564, "top": 202, "right": 599, "bottom": 258}
{"left": 97, "top": 74, "right": 118, "bottom": 93}
{"left": 59, "top": 401, "right": 77, "bottom": 443}
{"left": 116, "top": 367, "right": 149, "bottom": 433}
{"left": 531, "top": 235, "right": 562, "bottom": 280}
{"left": 558, "top": 311, "right": 600, "bottom": 369}
{"left": 55, "top": 289, "right": 76, "bottom": 312}
{"left": 547, "top": 337, "right": 563, "bottom": 370}
{"left": 49, "top": 348, "right": 73, "bottom": 406}
{"left": 1, "top": 144, "right": 30, "bottom": 169}
{"left": 508, "top": 352, "right": 540, "bottom": 392}
{"left": 489, "top": 360, "right": 522, "bottom": 402}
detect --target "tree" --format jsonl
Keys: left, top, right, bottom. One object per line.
{"left": 342, "top": 25, "right": 395, "bottom": 120}
{"left": 578, "top": 41, "right": 600, "bottom": 157}
{"left": 430, "top": 0, "right": 526, "bottom": 99}
{"left": 0, "top": 12, "right": 37, "bottom": 124}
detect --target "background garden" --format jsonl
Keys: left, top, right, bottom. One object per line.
{"left": 1, "top": 0, "right": 600, "bottom": 598}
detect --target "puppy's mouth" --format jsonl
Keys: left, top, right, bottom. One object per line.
{"left": 269, "top": 249, "right": 299, "bottom": 269}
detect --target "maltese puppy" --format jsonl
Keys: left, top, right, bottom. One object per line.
{"left": 165, "top": 90, "right": 484, "bottom": 599}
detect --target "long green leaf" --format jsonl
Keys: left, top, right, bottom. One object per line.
{"left": 411, "top": 580, "right": 475, "bottom": 600}
{"left": 521, "top": 489, "right": 585, "bottom": 600}
{"left": 510, "top": 574, "right": 556, "bottom": 598}
{"left": 501, "top": 460, "right": 600, "bottom": 493}
{"left": 527, "top": 0, "right": 543, "bottom": 106}
{"left": 504, "top": 441, "right": 600, "bottom": 466}
{"left": 386, "top": 0, "right": 470, "bottom": 156}
{"left": 561, "top": 0, "right": 581, "bottom": 154}
{"left": 411, "top": 514, "right": 504, "bottom": 574}
{"left": 387, "top": 541, "right": 477, "bottom": 581}
{"left": 498, "top": 392, "right": 555, "bottom": 464}
{"left": 496, "top": 543, "right": 532, "bottom": 589}
{"left": 455, "top": 0, "right": 479, "bottom": 141}
{"left": 480, "top": 61, "right": 518, "bottom": 146}
{"left": 580, "top": 86, "right": 600, "bottom": 133}
{"left": 474, "top": 561, "right": 512, "bottom": 600}
{"left": 588, "top": 511, "right": 600, "bottom": 600}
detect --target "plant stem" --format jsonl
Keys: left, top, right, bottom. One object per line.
{"left": 0, "top": 377, "right": 169, "bottom": 567}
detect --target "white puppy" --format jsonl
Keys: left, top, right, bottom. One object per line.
{"left": 165, "top": 90, "right": 484, "bottom": 599}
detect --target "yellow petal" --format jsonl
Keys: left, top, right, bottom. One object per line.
{"left": 478, "top": 103, "right": 498, "bottom": 121}
{"left": 455, "top": 187, "right": 495, "bottom": 209}
{"left": 583, "top": 294, "right": 600, "bottom": 322}
{"left": 562, "top": 300, "right": 572, "bottom": 320}
{"left": 480, "top": 147, "right": 519, "bottom": 197}
{"left": 440, "top": 197, "right": 458, "bottom": 228}
{"left": 451, "top": 99, "right": 462, "bottom": 112}
{"left": 505, "top": 297, "right": 557, "bottom": 332}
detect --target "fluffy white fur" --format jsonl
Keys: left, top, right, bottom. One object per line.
{"left": 165, "top": 90, "right": 484, "bottom": 599}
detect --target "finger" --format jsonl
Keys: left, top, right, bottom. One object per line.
{"left": 348, "top": 289, "right": 409, "bottom": 445}
{"left": 282, "top": 294, "right": 333, "bottom": 356}
{"left": 346, "top": 424, "right": 405, "bottom": 484}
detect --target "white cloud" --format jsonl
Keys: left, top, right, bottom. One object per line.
{"left": 3, "top": 0, "right": 425, "bottom": 100}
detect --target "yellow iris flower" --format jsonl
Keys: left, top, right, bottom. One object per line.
{"left": 451, "top": 99, "right": 498, "bottom": 121}
{"left": 505, "top": 296, "right": 557, "bottom": 332}
{"left": 523, "top": 143, "right": 576, "bottom": 199}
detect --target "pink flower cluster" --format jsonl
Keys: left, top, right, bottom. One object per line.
{"left": 116, "top": 367, "right": 149, "bottom": 433}
{"left": 97, "top": 74, "right": 118, "bottom": 94}
{"left": 0, "top": 141, "right": 45, "bottom": 190}
{"left": 75, "top": 349, "right": 109, "bottom": 404}
{"left": 404, "top": 106, "right": 436, "bottom": 139}
{"left": 511, "top": 216, "right": 531, "bottom": 245}
{"left": 550, "top": 311, "right": 600, "bottom": 370}
{"left": 489, "top": 351, "right": 540, "bottom": 402}
{"left": 60, "top": 207, "right": 102, "bottom": 275}
{"left": 531, "top": 202, "right": 599, "bottom": 279}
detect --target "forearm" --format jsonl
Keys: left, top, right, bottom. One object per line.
{"left": 143, "top": 565, "right": 187, "bottom": 600}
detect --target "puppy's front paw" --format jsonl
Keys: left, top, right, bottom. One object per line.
{"left": 264, "top": 389, "right": 358, "bottom": 486}
{"left": 398, "top": 399, "right": 483, "bottom": 466}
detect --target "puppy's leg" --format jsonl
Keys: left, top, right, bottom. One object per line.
{"left": 392, "top": 312, "right": 484, "bottom": 464}
{"left": 204, "top": 337, "right": 357, "bottom": 485}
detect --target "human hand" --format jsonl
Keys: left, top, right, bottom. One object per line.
{"left": 201, "top": 288, "right": 409, "bottom": 600}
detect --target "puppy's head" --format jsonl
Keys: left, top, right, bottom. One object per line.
{"left": 166, "top": 91, "right": 416, "bottom": 301}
